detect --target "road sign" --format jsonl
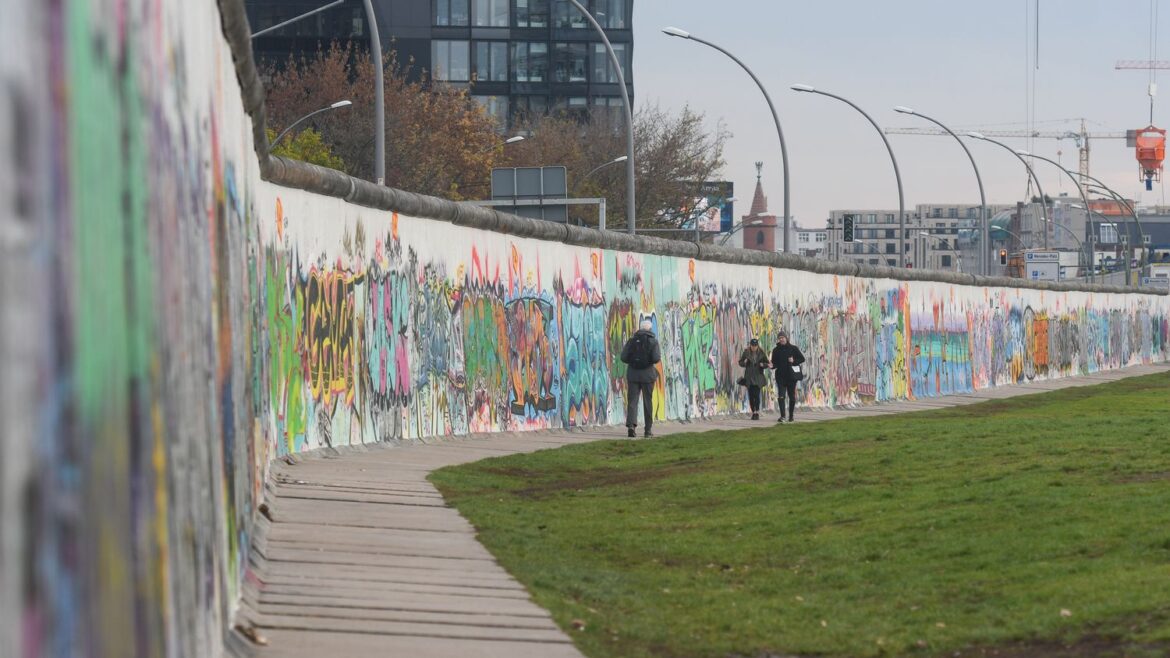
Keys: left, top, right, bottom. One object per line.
{"left": 1140, "top": 276, "right": 1169, "bottom": 290}
{"left": 1025, "top": 250, "right": 1060, "bottom": 263}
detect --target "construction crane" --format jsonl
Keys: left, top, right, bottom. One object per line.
{"left": 884, "top": 119, "right": 1127, "bottom": 192}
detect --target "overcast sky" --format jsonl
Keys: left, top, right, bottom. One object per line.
{"left": 633, "top": 0, "right": 1169, "bottom": 228}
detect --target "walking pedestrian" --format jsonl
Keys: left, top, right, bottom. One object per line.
{"left": 770, "top": 331, "right": 806, "bottom": 423}
{"left": 738, "top": 338, "right": 771, "bottom": 420}
{"left": 621, "top": 319, "right": 661, "bottom": 438}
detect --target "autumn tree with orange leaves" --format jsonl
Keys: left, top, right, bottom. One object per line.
{"left": 264, "top": 44, "right": 503, "bottom": 200}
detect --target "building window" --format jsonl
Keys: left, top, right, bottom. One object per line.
{"left": 1099, "top": 224, "right": 1118, "bottom": 243}
{"left": 474, "top": 42, "right": 508, "bottom": 82}
{"left": 474, "top": 95, "right": 509, "bottom": 127}
{"left": 798, "top": 233, "right": 810, "bottom": 243}
{"left": 932, "top": 208, "right": 942, "bottom": 218}
{"left": 866, "top": 213, "right": 877, "bottom": 223}
{"left": 511, "top": 94, "right": 548, "bottom": 122}
{"left": 868, "top": 258, "right": 879, "bottom": 265}
{"left": 592, "top": 0, "right": 628, "bottom": 28}
{"left": 514, "top": 0, "right": 548, "bottom": 27}
{"left": 473, "top": 0, "right": 509, "bottom": 26}
{"left": 1143, "top": 234, "right": 1152, "bottom": 244}
{"left": 885, "top": 214, "right": 894, "bottom": 222}
{"left": 887, "top": 258, "right": 897, "bottom": 267}
{"left": 591, "top": 43, "right": 629, "bottom": 83}
{"left": 435, "top": 0, "right": 470, "bottom": 26}
{"left": 885, "top": 228, "right": 895, "bottom": 239}
{"left": 755, "top": 232, "right": 765, "bottom": 246}
{"left": 939, "top": 239, "right": 949, "bottom": 249}
{"left": 553, "top": 42, "right": 588, "bottom": 82}
{"left": 552, "top": 0, "right": 587, "bottom": 28}
{"left": 432, "top": 40, "right": 470, "bottom": 81}
{"left": 947, "top": 207, "right": 957, "bottom": 218}
{"left": 941, "top": 255, "right": 952, "bottom": 267}
{"left": 815, "top": 232, "right": 827, "bottom": 242}
{"left": 885, "top": 243, "right": 897, "bottom": 254}
{"left": 511, "top": 42, "right": 549, "bottom": 82}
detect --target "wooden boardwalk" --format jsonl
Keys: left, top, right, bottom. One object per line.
{"left": 232, "top": 363, "right": 1168, "bottom": 657}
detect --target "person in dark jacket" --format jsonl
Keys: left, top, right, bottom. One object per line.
{"left": 621, "top": 320, "right": 662, "bottom": 437}
{"left": 770, "top": 331, "right": 806, "bottom": 423}
{"left": 738, "top": 338, "right": 771, "bottom": 420}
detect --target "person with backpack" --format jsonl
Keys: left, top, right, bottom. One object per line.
{"left": 770, "top": 331, "right": 806, "bottom": 423}
{"left": 738, "top": 338, "right": 771, "bottom": 420}
{"left": 621, "top": 319, "right": 662, "bottom": 438}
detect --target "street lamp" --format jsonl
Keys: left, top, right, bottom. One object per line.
{"left": 917, "top": 231, "right": 963, "bottom": 273}
{"left": 269, "top": 100, "right": 353, "bottom": 149}
{"left": 1080, "top": 174, "right": 1148, "bottom": 279}
{"left": 894, "top": 106, "right": 988, "bottom": 275}
{"left": 665, "top": 26, "right": 792, "bottom": 252}
{"left": 793, "top": 84, "right": 905, "bottom": 261}
{"left": 567, "top": 0, "right": 635, "bottom": 233}
{"left": 1074, "top": 203, "right": 1132, "bottom": 282}
{"left": 1043, "top": 212, "right": 1093, "bottom": 282}
{"left": 252, "top": 0, "right": 384, "bottom": 185}
{"left": 965, "top": 134, "right": 1050, "bottom": 248}
{"left": 476, "top": 134, "right": 525, "bottom": 154}
{"left": 581, "top": 155, "right": 628, "bottom": 181}
{"left": 1018, "top": 152, "right": 1102, "bottom": 280}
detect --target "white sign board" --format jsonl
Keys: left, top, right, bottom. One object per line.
{"left": 1025, "top": 250, "right": 1061, "bottom": 263}
{"left": 1028, "top": 261, "right": 1061, "bottom": 281}
{"left": 1141, "top": 276, "right": 1170, "bottom": 290}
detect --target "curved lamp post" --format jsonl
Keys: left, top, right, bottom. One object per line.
{"left": 1043, "top": 214, "right": 1093, "bottom": 281}
{"left": 918, "top": 231, "right": 963, "bottom": 272}
{"left": 894, "top": 106, "right": 987, "bottom": 275}
{"left": 1080, "top": 173, "right": 1148, "bottom": 279}
{"left": 1020, "top": 152, "right": 1106, "bottom": 282}
{"left": 568, "top": 0, "right": 636, "bottom": 233}
{"left": 1079, "top": 193, "right": 1137, "bottom": 284}
{"left": 581, "top": 155, "right": 628, "bottom": 181}
{"left": 1074, "top": 203, "right": 1131, "bottom": 279}
{"left": 270, "top": 100, "right": 353, "bottom": 149}
{"left": 251, "top": 0, "right": 382, "bottom": 183}
{"left": 965, "top": 133, "right": 1050, "bottom": 246}
{"left": 793, "top": 84, "right": 905, "bottom": 262}
{"left": 665, "top": 26, "right": 791, "bottom": 252}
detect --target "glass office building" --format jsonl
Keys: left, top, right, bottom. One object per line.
{"left": 246, "top": 0, "right": 634, "bottom": 128}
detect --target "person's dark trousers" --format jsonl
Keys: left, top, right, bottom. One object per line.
{"left": 747, "top": 385, "right": 762, "bottom": 412}
{"left": 625, "top": 381, "right": 655, "bottom": 433}
{"left": 777, "top": 380, "right": 797, "bottom": 420}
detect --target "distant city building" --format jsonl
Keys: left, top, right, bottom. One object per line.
{"left": 794, "top": 227, "right": 828, "bottom": 258}
{"left": 826, "top": 203, "right": 1015, "bottom": 273}
{"left": 245, "top": 0, "right": 634, "bottom": 128}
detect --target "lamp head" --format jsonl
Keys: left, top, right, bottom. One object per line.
{"left": 330, "top": 100, "right": 353, "bottom": 109}
{"left": 918, "top": 231, "right": 930, "bottom": 237}
{"left": 1015, "top": 149, "right": 1031, "bottom": 156}
{"left": 613, "top": 155, "right": 629, "bottom": 163}
{"left": 893, "top": 105, "right": 916, "bottom": 115}
{"left": 504, "top": 135, "right": 525, "bottom": 144}
{"left": 966, "top": 131, "right": 986, "bottom": 140}
{"left": 662, "top": 26, "right": 691, "bottom": 39}
{"left": 790, "top": 83, "right": 816, "bottom": 93}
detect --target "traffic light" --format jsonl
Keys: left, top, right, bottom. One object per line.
{"left": 842, "top": 214, "right": 855, "bottom": 243}
{"left": 999, "top": 249, "right": 1008, "bottom": 266}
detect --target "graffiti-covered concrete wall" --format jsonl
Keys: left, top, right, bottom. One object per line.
{"left": 259, "top": 189, "right": 1170, "bottom": 451}
{"left": 3, "top": 0, "right": 265, "bottom": 656}
{"left": 1, "top": 0, "right": 1167, "bottom": 656}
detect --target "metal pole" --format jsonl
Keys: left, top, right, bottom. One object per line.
{"left": 796, "top": 87, "right": 903, "bottom": 263}
{"left": 252, "top": 0, "right": 348, "bottom": 38}
{"left": 1081, "top": 174, "right": 1148, "bottom": 280}
{"left": 666, "top": 28, "right": 790, "bottom": 252}
{"left": 362, "top": 0, "right": 385, "bottom": 185}
{"left": 568, "top": 0, "right": 635, "bottom": 233}
{"left": 967, "top": 135, "right": 1083, "bottom": 281}
{"left": 599, "top": 197, "right": 606, "bottom": 231}
{"left": 896, "top": 108, "right": 986, "bottom": 274}
{"left": 270, "top": 102, "right": 351, "bottom": 149}
{"left": 1024, "top": 153, "right": 1103, "bottom": 282}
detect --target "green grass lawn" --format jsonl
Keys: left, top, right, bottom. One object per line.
{"left": 429, "top": 373, "right": 1170, "bottom": 658}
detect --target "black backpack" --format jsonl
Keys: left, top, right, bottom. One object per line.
{"left": 625, "top": 334, "right": 653, "bottom": 370}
